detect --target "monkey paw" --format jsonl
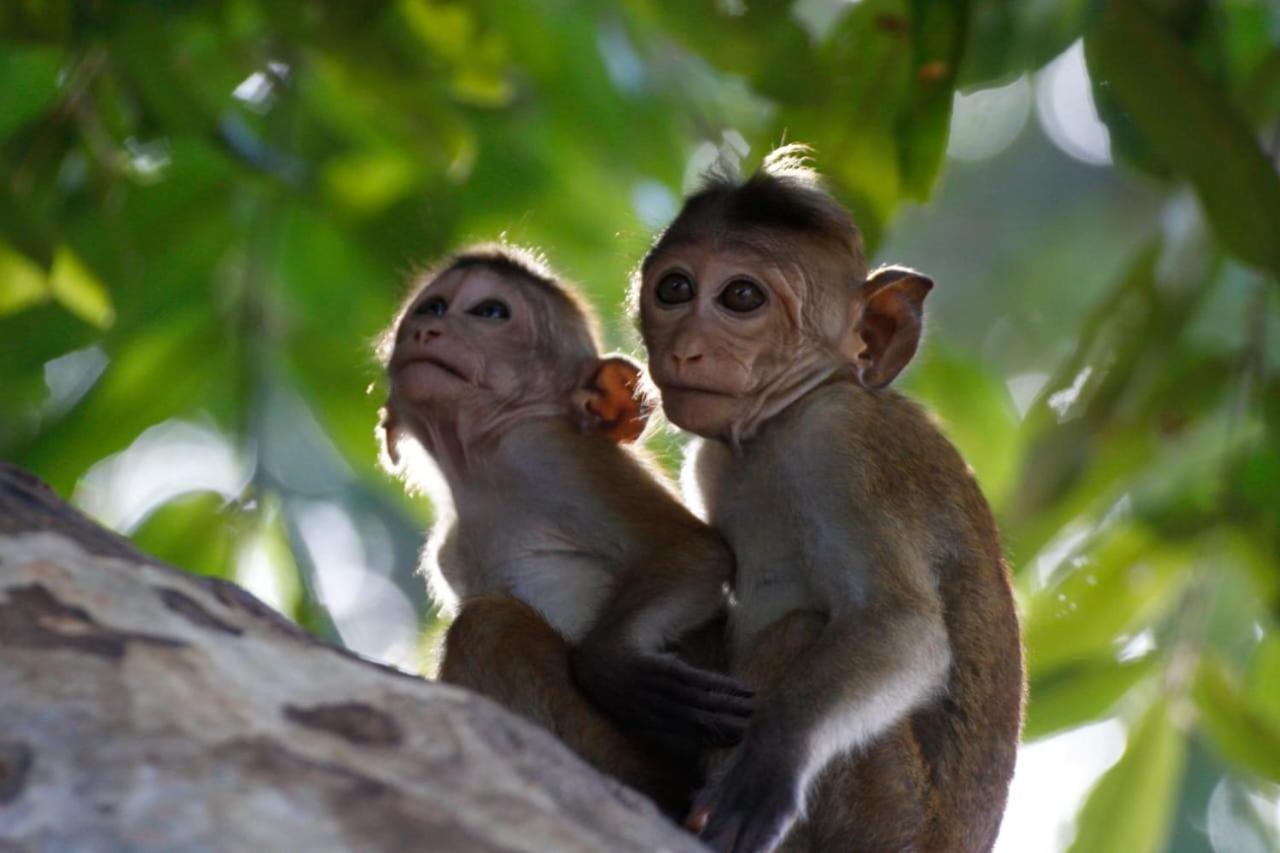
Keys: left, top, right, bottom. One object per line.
{"left": 688, "top": 746, "right": 803, "bottom": 853}
{"left": 571, "top": 647, "right": 754, "bottom": 750}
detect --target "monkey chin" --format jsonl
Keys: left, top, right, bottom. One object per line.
{"left": 392, "top": 361, "right": 473, "bottom": 405}
{"left": 658, "top": 387, "right": 742, "bottom": 439}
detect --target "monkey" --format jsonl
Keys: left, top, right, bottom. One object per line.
{"left": 376, "top": 242, "right": 753, "bottom": 815}
{"left": 627, "top": 147, "right": 1024, "bottom": 852}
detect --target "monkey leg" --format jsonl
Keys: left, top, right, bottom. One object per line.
{"left": 725, "top": 610, "right": 930, "bottom": 853}
{"left": 438, "top": 595, "right": 695, "bottom": 815}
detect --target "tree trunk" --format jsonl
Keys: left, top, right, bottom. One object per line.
{"left": 0, "top": 462, "right": 703, "bottom": 852}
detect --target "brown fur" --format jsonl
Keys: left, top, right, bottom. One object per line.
{"left": 439, "top": 595, "right": 694, "bottom": 813}
{"left": 637, "top": 149, "right": 1024, "bottom": 852}
{"left": 381, "top": 244, "right": 751, "bottom": 819}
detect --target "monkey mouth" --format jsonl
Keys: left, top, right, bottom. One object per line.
{"left": 658, "top": 380, "right": 737, "bottom": 398}
{"left": 394, "top": 354, "right": 470, "bottom": 382}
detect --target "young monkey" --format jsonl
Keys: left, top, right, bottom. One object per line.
{"left": 377, "top": 243, "right": 751, "bottom": 814}
{"left": 629, "top": 149, "right": 1024, "bottom": 852}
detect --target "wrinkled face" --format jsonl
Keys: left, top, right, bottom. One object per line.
{"left": 639, "top": 239, "right": 850, "bottom": 438}
{"left": 389, "top": 266, "right": 561, "bottom": 419}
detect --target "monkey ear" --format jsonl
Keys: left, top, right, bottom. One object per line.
{"left": 572, "top": 356, "right": 649, "bottom": 444}
{"left": 853, "top": 266, "right": 933, "bottom": 389}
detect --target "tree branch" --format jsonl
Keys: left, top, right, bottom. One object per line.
{"left": 0, "top": 462, "right": 702, "bottom": 852}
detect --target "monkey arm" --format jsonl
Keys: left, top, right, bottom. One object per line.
{"left": 696, "top": 575, "right": 950, "bottom": 853}
{"left": 570, "top": 528, "right": 754, "bottom": 753}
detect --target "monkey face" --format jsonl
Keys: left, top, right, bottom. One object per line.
{"left": 639, "top": 241, "right": 844, "bottom": 439}
{"left": 389, "top": 266, "right": 559, "bottom": 414}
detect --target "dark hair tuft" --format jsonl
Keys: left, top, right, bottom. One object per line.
{"left": 643, "top": 144, "right": 865, "bottom": 275}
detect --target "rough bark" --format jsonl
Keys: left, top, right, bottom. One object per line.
{"left": 0, "top": 462, "right": 703, "bottom": 852}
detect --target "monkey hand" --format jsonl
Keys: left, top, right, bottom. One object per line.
{"left": 570, "top": 644, "right": 754, "bottom": 751}
{"left": 687, "top": 736, "right": 805, "bottom": 853}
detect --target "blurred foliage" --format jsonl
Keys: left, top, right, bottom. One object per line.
{"left": 1, "top": 0, "right": 1278, "bottom": 849}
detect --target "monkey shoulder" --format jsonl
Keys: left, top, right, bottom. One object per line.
{"left": 793, "top": 385, "right": 987, "bottom": 514}
{"left": 499, "top": 422, "right": 676, "bottom": 509}
{"left": 454, "top": 422, "right": 699, "bottom": 603}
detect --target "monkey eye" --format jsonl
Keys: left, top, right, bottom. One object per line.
{"left": 718, "top": 279, "right": 767, "bottom": 313}
{"left": 414, "top": 296, "right": 448, "bottom": 317}
{"left": 466, "top": 299, "right": 511, "bottom": 321}
{"left": 655, "top": 273, "right": 695, "bottom": 306}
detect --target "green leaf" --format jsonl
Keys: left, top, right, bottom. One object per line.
{"left": 956, "top": 0, "right": 1093, "bottom": 87}
{"left": 1249, "top": 633, "right": 1280, "bottom": 729}
{"left": 903, "top": 345, "right": 1020, "bottom": 508}
{"left": 322, "top": 150, "right": 421, "bottom": 215}
{"left": 1085, "top": 0, "right": 1280, "bottom": 278}
{"left": 1194, "top": 657, "right": 1280, "bottom": 782}
{"left": 0, "top": 242, "right": 48, "bottom": 315}
{"left": 895, "top": 0, "right": 965, "bottom": 199}
{"left": 399, "top": 0, "right": 474, "bottom": 61}
{"left": 0, "top": 44, "right": 65, "bottom": 137}
{"left": 230, "top": 501, "right": 302, "bottom": 618}
{"left": 1067, "top": 700, "right": 1186, "bottom": 853}
{"left": 131, "top": 492, "right": 244, "bottom": 581}
{"left": 1025, "top": 655, "right": 1157, "bottom": 741}
{"left": 48, "top": 246, "right": 114, "bottom": 329}
{"left": 1024, "top": 524, "right": 1188, "bottom": 676}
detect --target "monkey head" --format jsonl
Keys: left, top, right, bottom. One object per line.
{"left": 379, "top": 245, "right": 647, "bottom": 468}
{"left": 635, "top": 146, "right": 932, "bottom": 442}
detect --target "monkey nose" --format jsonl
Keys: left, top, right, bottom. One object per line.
{"left": 413, "top": 327, "right": 442, "bottom": 343}
{"left": 672, "top": 350, "right": 703, "bottom": 367}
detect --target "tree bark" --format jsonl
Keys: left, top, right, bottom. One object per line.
{"left": 0, "top": 462, "right": 703, "bottom": 852}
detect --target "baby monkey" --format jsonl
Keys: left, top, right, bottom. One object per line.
{"left": 635, "top": 149, "right": 1024, "bottom": 852}
{"left": 377, "top": 244, "right": 750, "bottom": 813}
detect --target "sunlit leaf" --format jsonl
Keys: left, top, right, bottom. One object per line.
{"left": 0, "top": 242, "right": 48, "bottom": 315}
{"left": 451, "top": 53, "right": 513, "bottom": 107}
{"left": 1025, "top": 654, "right": 1157, "bottom": 741}
{"left": 1193, "top": 657, "right": 1280, "bottom": 783}
{"left": 1024, "top": 524, "right": 1189, "bottom": 676}
{"left": 399, "top": 0, "right": 474, "bottom": 61}
{"left": 1067, "top": 699, "right": 1186, "bottom": 853}
{"left": 903, "top": 345, "right": 1019, "bottom": 508}
{"left": 11, "top": 310, "right": 227, "bottom": 495}
{"left": 48, "top": 246, "right": 114, "bottom": 329}
{"left": 233, "top": 502, "right": 303, "bottom": 620}
{"left": 323, "top": 150, "right": 421, "bottom": 215}
{"left": 1249, "top": 633, "right": 1280, "bottom": 729}
{"left": 131, "top": 491, "right": 244, "bottom": 581}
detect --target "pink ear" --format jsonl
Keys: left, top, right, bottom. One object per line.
{"left": 573, "top": 356, "right": 650, "bottom": 443}
{"left": 855, "top": 266, "right": 933, "bottom": 389}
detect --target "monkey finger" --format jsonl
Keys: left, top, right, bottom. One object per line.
{"left": 641, "top": 697, "right": 753, "bottom": 743}
{"left": 649, "top": 676, "right": 757, "bottom": 716}
{"left": 686, "top": 803, "right": 713, "bottom": 834}
{"left": 634, "top": 690, "right": 752, "bottom": 739}
{"left": 695, "top": 751, "right": 801, "bottom": 853}
{"left": 632, "top": 661, "right": 756, "bottom": 712}
{"left": 700, "top": 807, "right": 745, "bottom": 853}
{"left": 649, "top": 657, "right": 755, "bottom": 698}
{"left": 628, "top": 697, "right": 750, "bottom": 746}
{"left": 637, "top": 674, "right": 756, "bottom": 718}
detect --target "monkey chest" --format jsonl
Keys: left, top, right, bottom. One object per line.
{"left": 460, "top": 528, "right": 616, "bottom": 644}
{"left": 711, "top": 491, "right": 819, "bottom": 649}
{"left": 710, "top": 454, "right": 869, "bottom": 656}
